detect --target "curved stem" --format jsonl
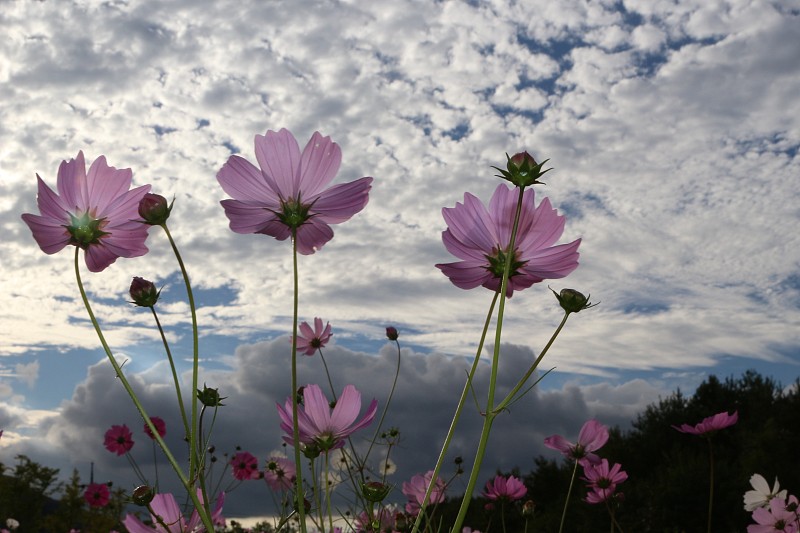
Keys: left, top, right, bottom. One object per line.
{"left": 73, "top": 248, "right": 214, "bottom": 531}
{"left": 558, "top": 460, "right": 579, "bottom": 533}
{"left": 410, "top": 292, "right": 498, "bottom": 533}
{"left": 150, "top": 307, "right": 190, "bottom": 442}
{"left": 290, "top": 231, "right": 309, "bottom": 533}
{"left": 363, "top": 337, "right": 402, "bottom": 467}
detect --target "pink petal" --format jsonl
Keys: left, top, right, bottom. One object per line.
{"left": 435, "top": 262, "right": 491, "bottom": 290}
{"left": 254, "top": 129, "right": 301, "bottom": 200}
{"left": 294, "top": 217, "right": 335, "bottom": 255}
{"left": 57, "top": 151, "right": 88, "bottom": 211}
{"left": 84, "top": 244, "right": 123, "bottom": 273}
{"left": 86, "top": 156, "right": 134, "bottom": 216}
{"left": 220, "top": 199, "right": 278, "bottom": 234}
{"left": 329, "top": 384, "right": 362, "bottom": 434}
{"left": 35, "top": 175, "right": 69, "bottom": 221}
{"left": 298, "top": 131, "right": 342, "bottom": 197}
{"left": 303, "top": 384, "right": 333, "bottom": 435}
{"left": 578, "top": 420, "right": 609, "bottom": 452}
{"left": 543, "top": 434, "right": 573, "bottom": 454}
{"left": 217, "top": 155, "right": 280, "bottom": 204}
{"left": 21, "top": 213, "right": 71, "bottom": 254}
{"left": 311, "top": 177, "right": 373, "bottom": 223}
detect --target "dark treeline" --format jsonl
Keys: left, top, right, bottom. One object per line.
{"left": 436, "top": 370, "right": 800, "bottom": 533}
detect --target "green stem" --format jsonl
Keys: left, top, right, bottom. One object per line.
{"left": 450, "top": 187, "right": 526, "bottom": 533}
{"left": 160, "top": 223, "right": 213, "bottom": 525}
{"left": 73, "top": 248, "right": 214, "bottom": 531}
{"left": 318, "top": 348, "right": 338, "bottom": 401}
{"left": 149, "top": 306, "right": 190, "bottom": 443}
{"left": 290, "top": 231, "right": 309, "bottom": 533}
{"left": 559, "top": 460, "right": 579, "bottom": 533}
{"left": 494, "top": 312, "right": 570, "bottom": 413}
{"left": 409, "top": 292, "right": 498, "bottom": 533}
{"left": 363, "top": 337, "right": 402, "bottom": 468}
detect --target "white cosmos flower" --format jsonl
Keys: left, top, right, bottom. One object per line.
{"left": 744, "top": 474, "right": 788, "bottom": 511}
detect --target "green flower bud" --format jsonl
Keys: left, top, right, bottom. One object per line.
{"left": 522, "top": 499, "right": 536, "bottom": 517}
{"left": 492, "top": 151, "right": 551, "bottom": 188}
{"left": 197, "top": 384, "right": 226, "bottom": 407}
{"left": 138, "top": 193, "right": 173, "bottom": 226}
{"left": 129, "top": 277, "right": 161, "bottom": 307}
{"left": 362, "top": 481, "right": 392, "bottom": 503}
{"left": 550, "top": 288, "right": 598, "bottom": 314}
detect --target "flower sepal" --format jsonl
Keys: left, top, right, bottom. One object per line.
{"left": 492, "top": 151, "right": 551, "bottom": 188}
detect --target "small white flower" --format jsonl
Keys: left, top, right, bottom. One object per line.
{"left": 743, "top": 473, "right": 788, "bottom": 511}
{"left": 6, "top": 518, "right": 19, "bottom": 530}
{"left": 378, "top": 457, "right": 397, "bottom": 476}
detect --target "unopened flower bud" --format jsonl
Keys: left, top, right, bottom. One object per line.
{"left": 197, "top": 384, "right": 226, "bottom": 407}
{"left": 132, "top": 485, "right": 155, "bottom": 506}
{"left": 550, "top": 288, "right": 597, "bottom": 314}
{"left": 138, "top": 193, "right": 173, "bottom": 226}
{"left": 385, "top": 326, "right": 399, "bottom": 340}
{"left": 129, "top": 277, "right": 160, "bottom": 307}
{"left": 394, "top": 512, "right": 408, "bottom": 530}
{"left": 362, "top": 481, "right": 392, "bottom": 503}
{"left": 492, "top": 151, "right": 551, "bottom": 188}
{"left": 522, "top": 500, "right": 536, "bottom": 517}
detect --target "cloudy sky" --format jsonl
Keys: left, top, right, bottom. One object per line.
{"left": 1, "top": 0, "right": 799, "bottom": 523}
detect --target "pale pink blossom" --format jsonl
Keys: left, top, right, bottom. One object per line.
{"left": 21, "top": 151, "right": 151, "bottom": 272}
{"left": 402, "top": 470, "right": 446, "bottom": 515}
{"left": 582, "top": 459, "right": 628, "bottom": 504}
{"left": 276, "top": 384, "right": 377, "bottom": 451}
{"left": 436, "top": 184, "right": 580, "bottom": 297}
{"left": 544, "top": 419, "right": 609, "bottom": 466}
{"left": 748, "top": 497, "right": 799, "bottom": 533}
{"left": 217, "top": 128, "right": 372, "bottom": 255}
{"left": 483, "top": 475, "right": 527, "bottom": 502}
{"left": 122, "top": 490, "right": 225, "bottom": 532}
{"left": 672, "top": 410, "right": 738, "bottom": 436}
{"left": 295, "top": 317, "right": 332, "bottom": 356}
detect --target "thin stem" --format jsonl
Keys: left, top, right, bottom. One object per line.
{"left": 494, "top": 313, "right": 570, "bottom": 413}
{"left": 706, "top": 437, "right": 714, "bottom": 533}
{"left": 290, "top": 231, "right": 309, "bottom": 533}
{"left": 325, "top": 452, "right": 333, "bottom": 533}
{"left": 559, "top": 460, "right": 579, "bottom": 533}
{"left": 450, "top": 187, "right": 526, "bottom": 533}
{"left": 363, "top": 337, "right": 402, "bottom": 467}
{"left": 73, "top": 248, "right": 214, "bottom": 531}
{"left": 318, "top": 348, "right": 338, "bottom": 401}
{"left": 149, "top": 307, "right": 190, "bottom": 442}
{"left": 410, "top": 292, "right": 499, "bottom": 533}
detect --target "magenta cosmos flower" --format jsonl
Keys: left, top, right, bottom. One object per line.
{"left": 230, "top": 451, "right": 260, "bottom": 481}
{"left": 672, "top": 410, "right": 738, "bottom": 436}
{"left": 483, "top": 474, "right": 527, "bottom": 502}
{"left": 295, "top": 317, "right": 332, "bottom": 355}
{"left": 277, "top": 384, "right": 377, "bottom": 451}
{"left": 83, "top": 482, "right": 110, "bottom": 507}
{"left": 544, "top": 419, "right": 609, "bottom": 466}
{"left": 217, "top": 128, "right": 373, "bottom": 255}
{"left": 123, "top": 490, "right": 225, "bottom": 533}
{"left": 143, "top": 416, "right": 167, "bottom": 440}
{"left": 582, "top": 459, "right": 628, "bottom": 504}
{"left": 21, "top": 151, "right": 151, "bottom": 272}
{"left": 436, "top": 184, "right": 580, "bottom": 297}
{"left": 104, "top": 424, "right": 134, "bottom": 455}
{"left": 402, "top": 470, "right": 447, "bottom": 515}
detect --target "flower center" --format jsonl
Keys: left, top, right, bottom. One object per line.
{"left": 67, "top": 212, "right": 108, "bottom": 248}
{"left": 485, "top": 247, "right": 526, "bottom": 280}
{"left": 277, "top": 196, "right": 313, "bottom": 229}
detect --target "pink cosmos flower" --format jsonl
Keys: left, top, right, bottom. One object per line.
{"left": 483, "top": 474, "right": 527, "bottom": 502}
{"left": 123, "top": 490, "right": 225, "bottom": 533}
{"left": 143, "top": 416, "right": 167, "bottom": 440}
{"left": 83, "top": 482, "right": 110, "bottom": 507}
{"left": 104, "top": 424, "right": 134, "bottom": 455}
{"left": 544, "top": 419, "right": 609, "bottom": 466}
{"left": 435, "top": 184, "right": 580, "bottom": 297}
{"left": 21, "top": 151, "right": 151, "bottom": 272}
{"left": 582, "top": 459, "right": 628, "bottom": 504}
{"left": 402, "top": 470, "right": 447, "bottom": 515}
{"left": 230, "top": 451, "right": 260, "bottom": 481}
{"left": 217, "top": 128, "right": 373, "bottom": 255}
{"left": 672, "top": 410, "right": 738, "bottom": 436}
{"left": 748, "top": 497, "right": 799, "bottom": 533}
{"left": 277, "top": 384, "right": 377, "bottom": 452}
{"left": 295, "top": 317, "right": 332, "bottom": 356}
{"left": 264, "top": 456, "right": 296, "bottom": 491}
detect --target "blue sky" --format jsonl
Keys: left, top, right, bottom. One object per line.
{"left": 1, "top": 0, "right": 799, "bottom": 523}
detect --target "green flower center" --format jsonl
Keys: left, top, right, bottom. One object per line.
{"left": 67, "top": 212, "right": 108, "bottom": 248}
{"left": 277, "top": 196, "right": 313, "bottom": 229}
{"left": 485, "top": 247, "right": 526, "bottom": 279}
